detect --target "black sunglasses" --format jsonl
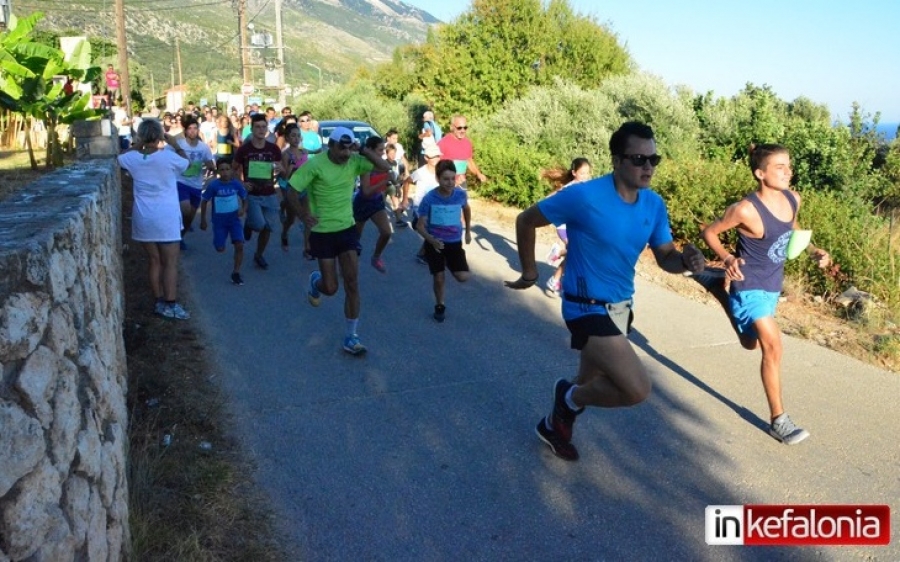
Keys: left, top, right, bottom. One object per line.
{"left": 620, "top": 154, "right": 662, "bottom": 167}
{"left": 455, "top": 126, "right": 468, "bottom": 131}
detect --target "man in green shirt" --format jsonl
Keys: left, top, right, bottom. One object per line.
{"left": 286, "top": 127, "right": 392, "bottom": 355}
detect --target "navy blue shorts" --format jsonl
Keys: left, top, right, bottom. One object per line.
{"left": 353, "top": 193, "right": 386, "bottom": 223}
{"left": 177, "top": 182, "right": 202, "bottom": 208}
{"left": 308, "top": 225, "right": 361, "bottom": 260}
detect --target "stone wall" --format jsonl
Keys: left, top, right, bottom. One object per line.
{"left": 0, "top": 154, "right": 129, "bottom": 561}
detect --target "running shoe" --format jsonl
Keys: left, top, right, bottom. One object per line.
{"left": 160, "top": 302, "right": 191, "bottom": 320}
{"left": 231, "top": 272, "right": 244, "bottom": 286}
{"left": 254, "top": 253, "right": 269, "bottom": 270}
{"left": 342, "top": 334, "right": 367, "bottom": 355}
{"left": 549, "top": 378, "right": 582, "bottom": 442}
{"left": 307, "top": 271, "right": 322, "bottom": 307}
{"left": 545, "top": 277, "right": 560, "bottom": 295}
{"left": 153, "top": 300, "right": 166, "bottom": 316}
{"left": 769, "top": 413, "right": 810, "bottom": 445}
{"left": 535, "top": 418, "right": 579, "bottom": 461}
{"left": 433, "top": 304, "right": 446, "bottom": 323}
{"left": 371, "top": 256, "right": 387, "bottom": 273}
{"left": 546, "top": 242, "right": 561, "bottom": 263}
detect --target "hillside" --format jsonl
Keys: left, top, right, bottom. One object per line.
{"left": 34, "top": 0, "right": 440, "bottom": 97}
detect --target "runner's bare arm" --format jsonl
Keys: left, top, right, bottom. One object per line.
{"left": 505, "top": 205, "right": 550, "bottom": 289}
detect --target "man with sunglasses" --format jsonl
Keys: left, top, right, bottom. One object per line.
{"left": 437, "top": 115, "right": 487, "bottom": 188}
{"left": 505, "top": 121, "right": 707, "bottom": 461}
{"left": 286, "top": 127, "right": 392, "bottom": 355}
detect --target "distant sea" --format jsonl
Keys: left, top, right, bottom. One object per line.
{"left": 875, "top": 122, "right": 899, "bottom": 141}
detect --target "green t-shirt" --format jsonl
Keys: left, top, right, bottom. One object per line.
{"left": 289, "top": 153, "right": 375, "bottom": 233}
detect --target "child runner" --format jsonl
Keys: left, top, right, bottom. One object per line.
{"left": 699, "top": 143, "right": 831, "bottom": 445}
{"left": 278, "top": 123, "right": 309, "bottom": 251}
{"left": 384, "top": 143, "right": 407, "bottom": 228}
{"left": 541, "top": 157, "right": 593, "bottom": 295}
{"left": 174, "top": 115, "right": 216, "bottom": 249}
{"left": 354, "top": 136, "right": 394, "bottom": 273}
{"left": 200, "top": 160, "right": 249, "bottom": 285}
{"left": 415, "top": 159, "right": 472, "bottom": 322}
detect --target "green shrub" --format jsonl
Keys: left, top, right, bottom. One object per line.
{"left": 471, "top": 130, "right": 552, "bottom": 207}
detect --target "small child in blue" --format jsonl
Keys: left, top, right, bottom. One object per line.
{"left": 415, "top": 159, "right": 472, "bottom": 322}
{"left": 200, "top": 159, "right": 249, "bottom": 285}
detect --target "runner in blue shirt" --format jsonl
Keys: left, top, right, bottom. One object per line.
{"left": 505, "top": 121, "right": 707, "bottom": 461}
{"left": 416, "top": 159, "right": 472, "bottom": 322}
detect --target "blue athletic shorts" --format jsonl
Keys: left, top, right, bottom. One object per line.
{"left": 177, "top": 182, "right": 202, "bottom": 208}
{"left": 353, "top": 193, "right": 386, "bottom": 223}
{"left": 729, "top": 289, "right": 780, "bottom": 338}
{"left": 212, "top": 215, "right": 244, "bottom": 250}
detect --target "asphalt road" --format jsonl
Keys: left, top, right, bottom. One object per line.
{"left": 180, "top": 207, "right": 899, "bottom": 561}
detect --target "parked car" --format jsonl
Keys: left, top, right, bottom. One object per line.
{"left": 317, "top": 120, "right": 381, "bottom": 148}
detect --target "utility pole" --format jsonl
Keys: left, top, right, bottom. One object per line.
{"left": 114, "top": 0, "right": 132, "bottom": 114}
{"left": 170, "top": 63, "right": 175, "bottom": 90}
{"left": 175, "top": 36, "right": 183, "bottom": 86}
{"left": 238, "top": 0, "right": 251, "bottom": 84}
{"left": 275, "top": 0, "right": 285, "bottom": 106}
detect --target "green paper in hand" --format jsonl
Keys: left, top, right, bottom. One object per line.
{"left": 786, "top": 229, "right": 812, "bottom": 260}
{"left": 183, "top": 161, "right": 203, "bottom": 177}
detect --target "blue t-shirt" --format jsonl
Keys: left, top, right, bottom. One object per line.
{"left": 418, "top": 187, "right": 468, "bottom": 243}
{"left": 537, "top": 173, "right": 673, "bottom": 320}
{"left": 201, "top": 179, "right": 248, "bottom": 221}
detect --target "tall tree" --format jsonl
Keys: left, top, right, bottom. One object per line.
{"left": 372, "top": 0, "right": 631, "bottom": 118}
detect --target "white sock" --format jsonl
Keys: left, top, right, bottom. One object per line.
{"left": 565, "top": 385, "right": 580, "bottom": 411}
{"left": 346, "top": 318, "right": 359, "bottom": 337}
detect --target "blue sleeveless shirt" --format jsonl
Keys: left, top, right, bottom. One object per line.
{"left": 731, "top": 190, "right": 797, "bottom": 294}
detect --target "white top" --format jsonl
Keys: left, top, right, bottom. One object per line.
{"left": 118, "top": 148, "right": 188, "bottom": 242}
{"left": 410, "top": 166, "right": 438, "bottom": 207}
{"left": 199, "top": 119, "right": 218, "bottom": 145}
{"left": 176, "top": 138, "right": 214, "bottom": 190}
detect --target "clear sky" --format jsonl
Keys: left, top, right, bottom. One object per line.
{"left": 403, "top": 0, "right": 900, "bottom": 123}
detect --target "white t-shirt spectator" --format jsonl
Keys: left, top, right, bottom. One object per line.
{"left": 117, "top": 148, "right": 187, "bottom": 242}
{"left": 411, "top": 166, "right": 438, "bottom": 208}
{"left": 199, "top": 119, "right": 218, "bottom": 147}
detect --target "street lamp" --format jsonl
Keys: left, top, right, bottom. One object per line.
{"left": 306, "top": 62, "right": 322, "bottom": 90}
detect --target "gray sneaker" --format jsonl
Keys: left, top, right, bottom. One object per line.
{"left": 769, "top": 413, "right": 809, "bottom": 445}
{"left": 160, "top": 302, "right": 191, "bottom": 320}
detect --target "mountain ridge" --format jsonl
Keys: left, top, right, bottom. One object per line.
{"left": 35, "top": 0, "right": 440, "bottom": 96}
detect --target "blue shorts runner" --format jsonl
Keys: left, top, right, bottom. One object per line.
{"left": 212, "top": 216, "right": 245, "bottom": 250}
{"left": 308, "top": 225, "right": 361, "bottom": 259}
{"left": 729, "top": 289, "right": 780, "bottom": 339}
{"left": 177, "top": 182, "right": 202, "bottom": 208}
{"left": 353, "top": 193, "right": 386, "bottom": 223}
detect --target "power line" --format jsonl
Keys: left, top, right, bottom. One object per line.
{"left": 17, "top": 0, "right": 230, "bottom": 12}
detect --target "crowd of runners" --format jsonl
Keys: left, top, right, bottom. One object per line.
{"left": 118, "top": 108, "right": 832, "bottom": 459}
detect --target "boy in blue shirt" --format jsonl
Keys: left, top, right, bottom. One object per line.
{"left": 200, "top": 159, "right": 249, "bottom": 285}
{"left": 416, "top": 159, "right": 472, "bottom": 322}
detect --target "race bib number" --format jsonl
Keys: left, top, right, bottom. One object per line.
{"left": 248, "top": 160, "right": 272, "bottom": 180}
{"left": 430, "top": 204, "right": 461, "bottom": 228}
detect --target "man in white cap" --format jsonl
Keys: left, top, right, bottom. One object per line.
{"left": 285, "top": 127, "right": 392, "bottom": 355}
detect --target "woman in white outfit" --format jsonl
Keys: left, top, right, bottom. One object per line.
{"left": 117, "top": 119, "right": 192, "bottom": 319}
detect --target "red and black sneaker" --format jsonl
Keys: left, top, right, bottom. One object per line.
{"left": 535, "top": 418, "right": 579, "bottom": 461}
{"left": 549, "top": 378, "right": 583, "bottom": 443}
